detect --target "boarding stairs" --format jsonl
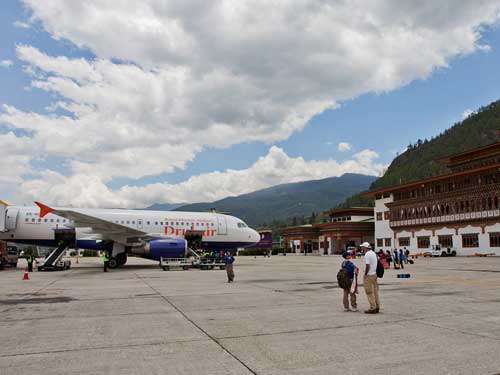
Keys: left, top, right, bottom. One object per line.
{"left": 38, "top": 243, "right": 71, "bottom": 271}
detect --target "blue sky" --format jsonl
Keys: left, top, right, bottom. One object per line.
{"left": 1, "top": 1, "right": 500, "bottom": 207}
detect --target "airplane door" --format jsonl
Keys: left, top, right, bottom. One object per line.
{"left": 216, "top": 215, "right": 227, "bottom": 235}
{"left": 137, "top": 219, "right": 143, "bottom": 229}
{"left": 5, "top": 208, "right": 19, "bottom": 230}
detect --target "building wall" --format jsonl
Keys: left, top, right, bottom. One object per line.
{"left": 386, "top": 221, "right": 500, "bottom": 255}
{"left": 374, "top": 195, "right": 394, "bottom": 252}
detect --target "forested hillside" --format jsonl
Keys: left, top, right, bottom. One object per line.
{"left": 371, "top": 100, "right": 500, "bottom": 190}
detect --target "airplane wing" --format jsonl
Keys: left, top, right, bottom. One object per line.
{"left": 35, "top": 201, "right": 148, "bottom": 240}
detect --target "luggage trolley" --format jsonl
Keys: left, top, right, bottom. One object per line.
{"left": 199, "top": 257, "right": 226, "bottom": 270}
{"left": 159, "top": 257, "right": 192, "bottom": 271}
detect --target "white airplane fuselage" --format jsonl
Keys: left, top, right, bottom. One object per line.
{"left": 0, "top": 205, "right": 260, "bottom": 265}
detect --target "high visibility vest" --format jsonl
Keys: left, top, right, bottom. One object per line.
{"left": 103, "top": 254, "right": 110, "bottom": 262}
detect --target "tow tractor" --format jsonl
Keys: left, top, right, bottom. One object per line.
{"left": 0, "top": 243, "right": 18, "bottom": 269}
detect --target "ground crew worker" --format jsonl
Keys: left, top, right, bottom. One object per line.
{"left": 27, "top": 253, "right": 35, "bottom": 272}
{"left": 103, "top": 252, "right": 110, "bottom": 272}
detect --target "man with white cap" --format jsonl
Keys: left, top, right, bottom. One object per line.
{"left": 360, "top": 242, "right": 380, "bottom": 314}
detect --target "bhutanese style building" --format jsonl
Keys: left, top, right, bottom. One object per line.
{"left": 282, "top": 207, "right": 374, "bottom": 255}
{"left": 362, "top": 141, "right": 500, "bottom": 255}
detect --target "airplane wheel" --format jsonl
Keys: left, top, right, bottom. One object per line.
{"left": 108, "top": 258, "right": 119, "bottom": 269}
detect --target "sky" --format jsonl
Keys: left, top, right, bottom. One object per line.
{"left": 1, "top": 1, "right": 500, "bottom": 208}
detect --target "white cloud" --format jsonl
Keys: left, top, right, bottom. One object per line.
{"left": 0, "top": 132, "right": 33, "bottom": 185}
{"left": 13, "top": 20, "right": 31, "bottom": 29}
{"left": 1, "top": 0, "right": 499, "bottom": 205}
{"left": 16, "top": 146, "right": 385, "bottom": 208}
{"left": 0, "top": 60, "right": 13, "bottom": 68}
{"left": 338, "top": 142, "right": 352, "bottom": 152}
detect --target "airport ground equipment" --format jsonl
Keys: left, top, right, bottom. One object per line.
{"left": 199, "top": 257, "right": 226, "bottom": 270}
{"left": 38, "top": 244, "right": 71, "bottom": 271}
{"left": 160, "top": 257, "right": 193, "bottom": 271}
{"left": 159, "top": 248, "right": 202, "bottom": 271}
{"left": 6, "top": 245, "right": 18, "bottom": 267}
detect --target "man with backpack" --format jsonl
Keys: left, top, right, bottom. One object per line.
{"left": 338, "top": 252, "right": 358, "bottom": 312}
{"left": 361, "top": 242, "right": 381, "bottom": 314}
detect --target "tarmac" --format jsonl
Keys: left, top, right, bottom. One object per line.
{"left": 0, "top": 255, "right": 499, "bottom": 375}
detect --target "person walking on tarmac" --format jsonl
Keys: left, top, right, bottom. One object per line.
{"left": 224, "top": 251, "right": 235, "bottom": 283}
{"left": 102, "top": 251, "right": 110, "bottom": 272}
{"left": 27, "top": 252, "right": 35, "bottom": 272}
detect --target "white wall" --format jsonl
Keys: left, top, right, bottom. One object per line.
{"left": 374, "top": 195, "right": 394, "bottom": 252}
{"left": 350, "top": 215, "right": 373, "bottom": 222}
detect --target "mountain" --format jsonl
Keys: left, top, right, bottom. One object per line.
{"left": 168, "top": 173, "right": 376, "bottom": 226}
{"left": 144, "top": 202, "right": 186, "bottom": 211}
{"left": 371, "top": 99, "right": 500, "bottom": 190}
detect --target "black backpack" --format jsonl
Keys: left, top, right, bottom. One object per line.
{"left": 376, "top": 260, "right": 384, "bottom": 278}
{"left": 337, "top": 262, "right": 351, "bottom": 289}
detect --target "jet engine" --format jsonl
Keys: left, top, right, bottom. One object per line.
{"left": 131, "top": 238, "right": 187, "bottom": 261}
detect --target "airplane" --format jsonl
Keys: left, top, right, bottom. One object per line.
{"left": 0, "top": 200, "right": 260, "bottom": 268}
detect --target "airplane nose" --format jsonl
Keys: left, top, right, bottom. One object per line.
{"left": 250, "top": 229, "right": 260, "bottom": 244}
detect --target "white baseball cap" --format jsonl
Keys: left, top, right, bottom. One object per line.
{"left": 360, "top": 242, "right": 371, "bottom": 249}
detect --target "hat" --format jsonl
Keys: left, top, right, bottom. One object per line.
{"left": 342, "top": 251, "right": 349, "bottom": 259}
{"left": 360, "top": 242, "right": 371, "bottom": 249}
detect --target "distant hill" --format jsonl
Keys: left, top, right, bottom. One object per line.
{"left": 166, "top": 173, "right": 376, "bottom": 226}
{"left": 371, "top": 99, "right": 500, "bottom": 190}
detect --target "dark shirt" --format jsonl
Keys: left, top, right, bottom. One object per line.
{"left": 224, "top": 255, "right": 235, "bottom": 265}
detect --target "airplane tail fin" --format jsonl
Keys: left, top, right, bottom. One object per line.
{"left": 35, "top": 201, "right": 55, "bottom": 218}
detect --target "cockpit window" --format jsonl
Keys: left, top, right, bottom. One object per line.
{"left": 237, "top": 222, "right": 247, "bottom": 228}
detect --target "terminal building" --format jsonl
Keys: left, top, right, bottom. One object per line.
{"left": 362, "top": 141, "right": 500, "bottom": 255}
{"left": 282, "top": 207, "right": 374, "bottom": 255}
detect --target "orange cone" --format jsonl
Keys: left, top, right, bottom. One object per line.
{"left": 23, "top": 267, "right": 29, "bottom": 280}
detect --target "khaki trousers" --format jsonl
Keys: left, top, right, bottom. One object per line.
{"left": 364, "top": 275, "right": 380, "bottom": 310}
{"left": 343, "top": 288, "right": 357, "bottom": 309}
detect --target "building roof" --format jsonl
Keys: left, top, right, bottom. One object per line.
{"left": 361, "top": 161, "right": 500, "bottom": 198}
{"left": 324, "top": 207, "right": 374, "bottom": 217}
{"left": 436, "top": 141, "right": 500, "bottom": 167}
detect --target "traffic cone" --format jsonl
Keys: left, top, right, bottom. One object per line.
{"left": 23, "top": 267, "right": 29, "bottom": 280}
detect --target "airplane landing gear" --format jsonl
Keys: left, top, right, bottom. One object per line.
{"left": 108, "top": 253, "right": 127, "bottom": 269}
{"left": 117, "top": 252, "right": 127, "bottom": 266}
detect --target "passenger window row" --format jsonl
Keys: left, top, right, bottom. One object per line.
{"left": 25, "top": 217, "right": 71, "bottom": 224}
{"left": 112, "top": 220, "right": 215, "bottom": 227}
